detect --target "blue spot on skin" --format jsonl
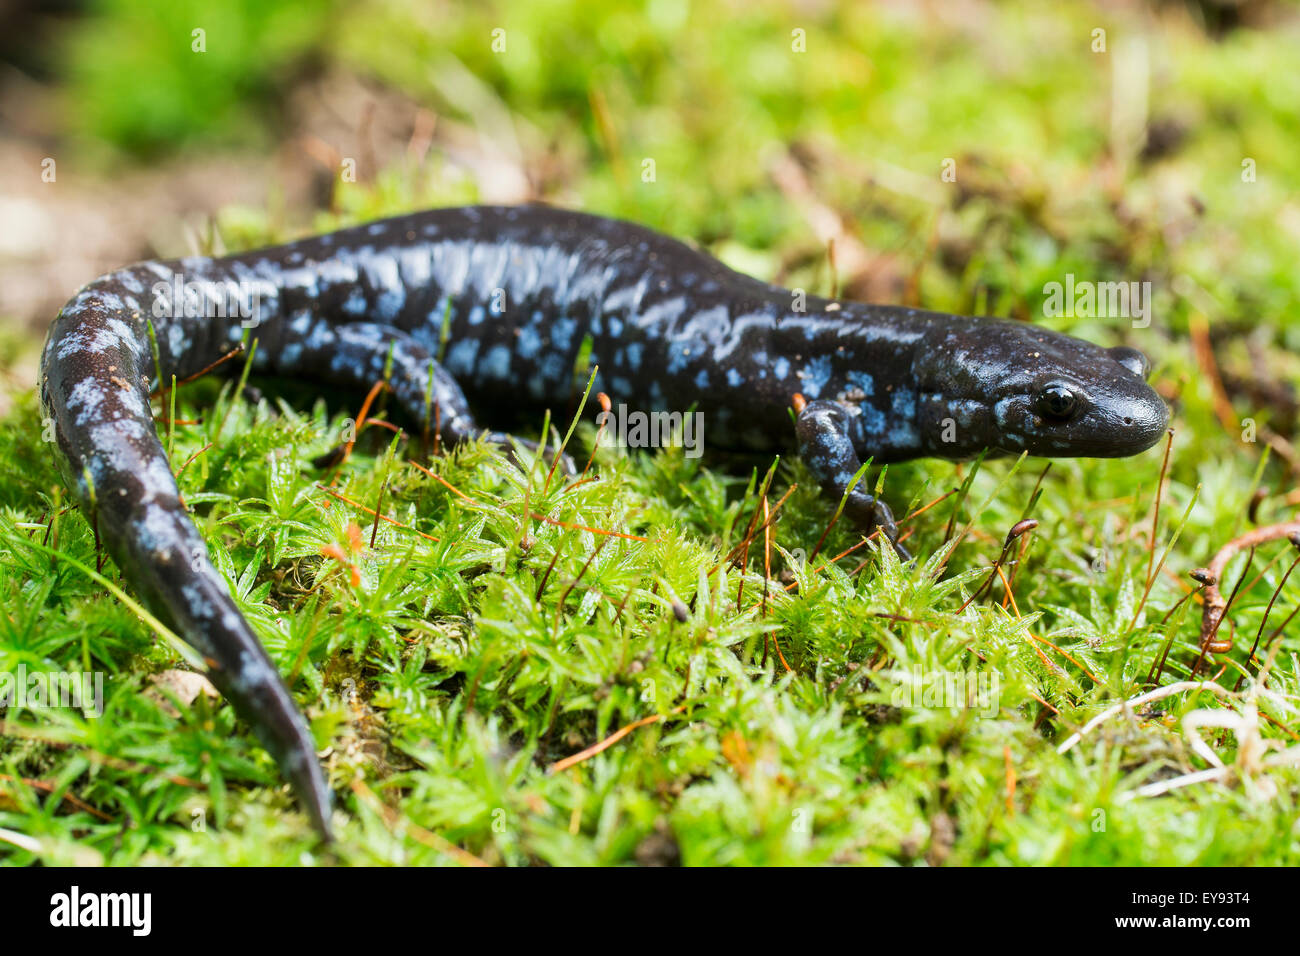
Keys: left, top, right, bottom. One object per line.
{"left": 667, "top": 340, "right": 693, "bottom": 374}
{"left": 551, "top": 317, "right": 577, "bottom": 352}
{"left": 695, "top": 368, "right": 711, "bottom": 390}
{"left": 626, "top": 342, "right": 644, "bottom": 369}
{"left": 481, "top": 344, "right": 512, "bottom": 380}
{"left": 773, "top": 357, "right": 790, "bottom": 379}
{"left": 891, "top": 390, "right": 916, "bottom": 420}
{"left": 469, "top": 305, "right": 486, "bottom": 326}
{"left": 118, "top": 272, "right": 144, "bottom": 294}
{"left": 517, "top": 324, "right": 542, "bottom": 359}
{"left": 445, "top": 339, "right": 479, "bottom": 376}
{"left": 858, "top": 404, "right": 888, "bottom": 437}
{"left": 342, "top": 288, "right": 367, "bottom": 317}
{"left": 607, "top": 316, "right": 624, "bottom": 337}
{"left": 540, "top": 353, "right": 567, "bottom": 384}
{"left": 306, "top": 321, "right": 332, "bottom": 349}
{"left": 374, "top": 282, "right": 403, "bottom": 323}
{"left": 799, "top": 356, "right": 833, "bottom": 398}
{"left": 726, "top": 368, "right": 743, "bottom": 387}
{"left": 375, "top": 286, "right": 404, "bottom": 321}
{"left": 845, "top": 370, "right": 874, "bottom": 397}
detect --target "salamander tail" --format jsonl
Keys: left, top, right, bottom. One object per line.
{"left": 40, "top": 277, "right": 334, "bottom": 841}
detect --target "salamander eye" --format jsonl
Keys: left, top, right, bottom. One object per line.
{"left": 1036, "top": 384, "right": 1078, "bottom": 421}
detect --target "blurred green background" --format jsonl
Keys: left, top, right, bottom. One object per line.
{"left": 2, "top": 0, "right": 1297, "bottom": 346}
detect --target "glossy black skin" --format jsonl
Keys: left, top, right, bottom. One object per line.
{"left": 39, "top": 205, "right": 1169, "bottom": 839}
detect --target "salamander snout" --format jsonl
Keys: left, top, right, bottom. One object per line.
{"left": 1000, "top": 344, "right": 1168, "bottom": 458}
{"left": 968, "top": 333, "right": 1170, "bottom": 459}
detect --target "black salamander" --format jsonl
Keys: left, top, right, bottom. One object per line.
{"left": 39, "top": 205, "right": 1169, "bottom": 839}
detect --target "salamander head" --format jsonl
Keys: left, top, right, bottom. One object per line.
{"left": 914, "top": 318, "right": 1168, "bottom": 459}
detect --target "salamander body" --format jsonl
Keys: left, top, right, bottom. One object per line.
{"left": 39, "top": 205, "right": 1169, "bottom": 839}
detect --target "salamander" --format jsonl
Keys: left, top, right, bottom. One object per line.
{"left": 38, "top": 204, "right": 1169, "bottom": 840}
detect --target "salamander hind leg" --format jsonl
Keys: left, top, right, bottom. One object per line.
{"left": 289, "top": 322, "right": 573, "bottom": 473}
{"left": 795, "top": 399, "right": 910, "bottom": 561}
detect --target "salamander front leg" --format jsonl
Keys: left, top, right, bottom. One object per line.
{"left": 795, "top": 399, "right": 909, "bottom": 561}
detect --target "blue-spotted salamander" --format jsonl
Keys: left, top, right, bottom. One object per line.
{"left": 39, "top": 205, "right": 1169, "bottom": 838}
